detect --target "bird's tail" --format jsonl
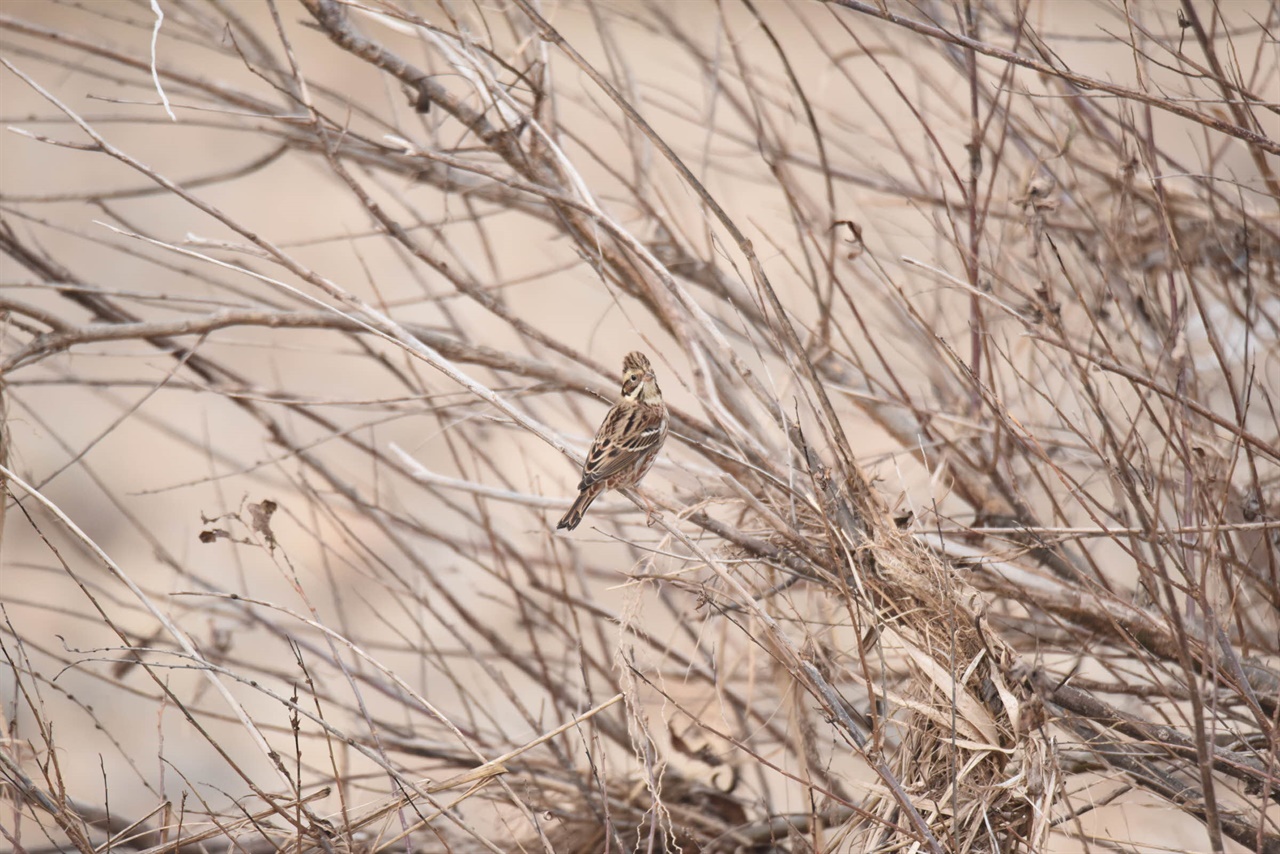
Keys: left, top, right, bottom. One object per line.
{"left": 557, "top": 486, "right": 601, "bottom": 530}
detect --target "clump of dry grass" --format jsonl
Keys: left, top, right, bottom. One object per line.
{"left": 2, "top": 1, "right": 1277, "bottom": 852}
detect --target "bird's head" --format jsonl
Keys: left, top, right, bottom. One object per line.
{"left": 620, "top": 351, "right": 661, "bottom": 402}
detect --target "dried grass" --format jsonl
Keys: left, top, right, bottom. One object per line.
{"left": 1, "top": 1, "right": 1278, "bottom": 852}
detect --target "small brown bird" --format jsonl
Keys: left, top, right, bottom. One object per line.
{"left": 558, "top": 351, "right": 669, "bottom": 530}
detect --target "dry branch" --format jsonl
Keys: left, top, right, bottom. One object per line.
{"left": 2, "top": 2, "right": 1277, "bottom": 852}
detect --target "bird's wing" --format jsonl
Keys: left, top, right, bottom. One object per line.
{"left": 579, "top": 403, "right": 665, "bottom": 488}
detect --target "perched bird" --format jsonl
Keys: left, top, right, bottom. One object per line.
{"left": 558, "top": 351, "right": 669, "bottom": 531}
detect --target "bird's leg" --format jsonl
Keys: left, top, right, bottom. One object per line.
{"left": 641, "top": 494, "right": 662, "bottom": 527}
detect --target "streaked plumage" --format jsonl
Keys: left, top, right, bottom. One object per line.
{"left": 557, "top": 351, "right": 669, "bottom": 530}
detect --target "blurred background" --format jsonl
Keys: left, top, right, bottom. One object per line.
{"left": 2, "top": 1, "right": 1277, "bottom": 851}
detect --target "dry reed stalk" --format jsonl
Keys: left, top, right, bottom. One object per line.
{"left": 1, "top": 1, "right": 1277, "bottom": 852}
